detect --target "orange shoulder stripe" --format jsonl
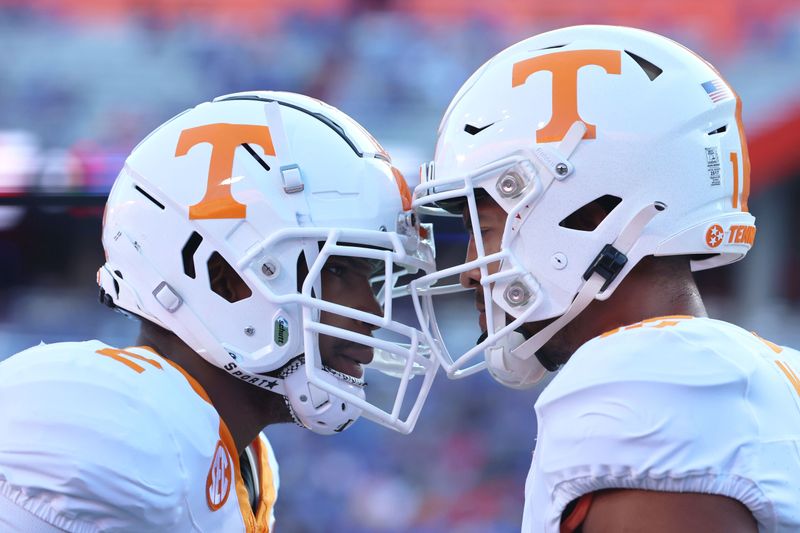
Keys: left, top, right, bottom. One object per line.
{"left": 253, "top": 437, "right": 276, "bottom": 532}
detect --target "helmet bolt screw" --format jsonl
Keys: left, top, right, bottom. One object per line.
{"left": 497, "top": 172, "right": 525, "bottom": 198}
{"left": 551, "top": 252, "right": 568, "bottom": 270}
{"left": 555, "top": 163, "right": 568, "bottom": 176}
{"left": 261, "top": 262, "right": 278, "bottom": 279}
{"left": 244, "top": 326, "right": 256, "bottom": 336}
{"left": 504, "top": 281, "right": 531, "bottom": 307}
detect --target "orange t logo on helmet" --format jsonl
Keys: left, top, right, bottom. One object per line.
{"left": 512, "top": 50, "right": 622, "bottom": 143}
{"left": 176, "top": 123, "right": 276, "bottom": 220}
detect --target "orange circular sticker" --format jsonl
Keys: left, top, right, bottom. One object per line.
{"left": 705, "top": 224, "right": 724, "bottom": 248}
{"left": 206, "top": 440, "right": 232, "bottom": 511}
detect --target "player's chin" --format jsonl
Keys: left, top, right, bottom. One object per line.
{"left": 324, "top": 354, "right": 366, "bottom": 379}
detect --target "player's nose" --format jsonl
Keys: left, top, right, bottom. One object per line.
{"left": 460, "top": 236, "right": 481, "bottom": 289}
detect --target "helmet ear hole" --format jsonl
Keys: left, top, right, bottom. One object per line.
{"left": 296, "top": 250, "right": 322, "bottom": 298}
{"left": 208, "top": 252, "right": 252, "bottom": 303}
{"left": 296, "top": 251, "right": 308, "bottom": 293}
{"left": 559, "top": 195, "right": 622, "bottom": 232}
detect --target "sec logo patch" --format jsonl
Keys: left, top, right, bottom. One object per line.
{"left": 206, "top": 440, "right": 232, "bottom": 511}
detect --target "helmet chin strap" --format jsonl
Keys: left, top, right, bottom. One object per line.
{"left": 280, "top": 356, "right": 366, "bottom": 435}
{"left": 487, "top": 201, "right": 666, "bottom": 388}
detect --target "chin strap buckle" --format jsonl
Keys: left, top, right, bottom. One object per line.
{"left": 152, "top": 281, "right": 183, "bottom": 313}
{"left": 582, "top": 244, "right": 628, "bottom": 292}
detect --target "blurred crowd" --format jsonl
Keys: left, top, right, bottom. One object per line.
{"left": 1, "top": 1, "right": 800, "bottom": 531}
{"left": 0, "top": 0, "right": 799, "bottom": 188}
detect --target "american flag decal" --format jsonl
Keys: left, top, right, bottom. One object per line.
{"left": 702, "top": 79, "right": 734, "bottom": 103}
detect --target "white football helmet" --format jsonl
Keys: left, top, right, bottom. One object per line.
{"left": 411, "top": 25, "right": 755, "bottom": 388}
{"left": 99, "top": 91, "right": 438, "bottom": 434}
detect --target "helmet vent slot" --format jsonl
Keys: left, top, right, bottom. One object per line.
{"left": 559, "top": 195, "right": 622, "bottom": 232}
{"left": 134, "top": 185, "right": 165, "bottom": 210}
{"left": 624, "top": 51, "right": 662, "bottom": 81}
{"left": 537, "top": 44, "right": 567, "bottom": 50}
{"left": 208, "top": 251, "right": 252, "bottom": 303}
{"left": 181, "top": 231, "right": 203, "bottom": 279}
{"left": 242, "top": 143, "right": 271, "bottom": 171}
{"left": 707, "top": 125, "right": 728, "bottom": 135}
{"left": 216, "top": 95, "right": 366, "bottom": 158}
{"left": 464, "top": 122, "right": 495, "bottom": 136}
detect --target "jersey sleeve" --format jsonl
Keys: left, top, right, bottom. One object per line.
{"left": 526, "top": 325, "right": 771, "bottom": 530}
{"left": 0, "top": 343, "right": 191, "bottom": 532}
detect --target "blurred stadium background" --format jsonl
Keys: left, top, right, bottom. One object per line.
{"left": 0, "top": 1, "right": 799, "bottom": 531}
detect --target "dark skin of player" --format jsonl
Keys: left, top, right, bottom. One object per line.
{"left": 137, "top": 255, "right": 381, "bottom": 453}
{"left": 460, "top": 195, "right": 757, "bottom": 533}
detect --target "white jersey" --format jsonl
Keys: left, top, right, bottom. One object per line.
{"left": 522, "top": 316, "right": 800, "bottom": 532}
{"left": 0, "top": 341, "right": 279, "bottom": 532}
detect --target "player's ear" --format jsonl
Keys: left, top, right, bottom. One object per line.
{"left": 208, "top": 252, "right": 252, "bottom": 303}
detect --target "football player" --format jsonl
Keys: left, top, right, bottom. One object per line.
{"left": 411, "top": 25, "right": 800, "bottom": 532}
{"left": 0, "top": 92, "right": 438, "bottom": 531}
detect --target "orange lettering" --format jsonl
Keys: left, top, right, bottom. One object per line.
{"left": 176, "top": 124, "right": 275, "bottom": 220}
{"left": 730, "top": 226, "right": 738, "bottom": 243}
{"left": 727, "top": 225, "right": 756, "bottom": 245}
{"left": 736, "top": 226, "right": 746, "bottom": 243}
{"left": 512, "top": 50, "right": 622, "bottom": 143}
{"left": 745, "top": 226, "right": 756, "bottom": 245}
{"left": 727, "top": 225, "right": 737, "bottom": 243}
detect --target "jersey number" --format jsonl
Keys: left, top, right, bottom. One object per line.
{"left": 95, "top": 347, "right": 163, "bottom": 374}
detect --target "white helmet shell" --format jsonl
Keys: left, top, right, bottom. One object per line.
{"left": 412, "top": 25, "right": 754, "bottom": 386}
{"left": 100, "top": 91, "right": 438, "bottom": 434}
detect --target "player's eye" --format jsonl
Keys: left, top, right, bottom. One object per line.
{"left": 323, "top": 263, "right": 347, "bottom": 277}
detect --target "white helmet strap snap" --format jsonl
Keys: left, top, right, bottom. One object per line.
{"left": 152, "top": 281, "right": 183, "bottom": 313}
{"left": 532, "top": 121, "right": 586, "bottom": 180}
{"left": 262, "top": 101, "right": 305, "bottom": 195}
